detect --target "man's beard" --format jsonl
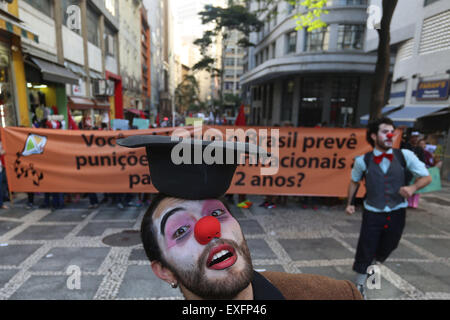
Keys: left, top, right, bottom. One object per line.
{"left": 166, "top": 238, "right": 254, "bottom": 299}
{"left": 376, "top": 136, "right": 392, "bottom": 151}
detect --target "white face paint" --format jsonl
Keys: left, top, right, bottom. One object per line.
{"left": 375, "top": 124, "right": 395, "bottom": 151}
{"left": 152, "top": 198, "right": 254, "bottom": 299}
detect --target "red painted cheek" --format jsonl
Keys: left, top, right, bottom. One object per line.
{"left": 194, "top": 216, "right": 221, "bottom": 245}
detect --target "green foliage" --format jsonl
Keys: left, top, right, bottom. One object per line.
{"left": 293, "top": 0, "right": 329, "bottom": 31}
{"left": 175, "top": 74, "right": 200, "bottom": 112}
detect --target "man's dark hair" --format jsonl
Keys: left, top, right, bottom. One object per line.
{"left": 141, "top": 193, "right": 233, "bottom": 266}
{"left": 141, "top": 193, "right": 170, "bottom": 265}
{"left": 366, "top": 117, "right": 395, "bottom": 147}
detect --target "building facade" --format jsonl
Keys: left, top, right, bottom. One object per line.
{"left": 118, "top": 0, "right": 143, "bottom": 119}
{"left": 222, "top": 30, "right": 245, "bottom": 117}
{"left": 241, "top": 0, "right": 380, "bottom": 127}
{"left": 2, "top": 0, "right": 122, "bottom": 129}
{"left": 140, "top": 5, "right": 151, "bottom": 120}
{"left": 365, "top": 0, "right": 450, "bottom": 131}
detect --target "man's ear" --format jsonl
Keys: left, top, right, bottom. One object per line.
{"left": 151, "top": 260, "right": 177, "bottom": 284}
{"left": 371, "top": 132, "right": 377, "bottom": 144}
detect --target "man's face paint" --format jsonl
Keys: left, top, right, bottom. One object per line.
{"left": 375, "top": 124, "right": 395, "bottom": 151}
{"left": 153, "top": 198, "right": 254, "bottom": 299}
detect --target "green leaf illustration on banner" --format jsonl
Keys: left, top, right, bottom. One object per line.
{"left": 22, "top": 134, "right": 48, "bottom": 156}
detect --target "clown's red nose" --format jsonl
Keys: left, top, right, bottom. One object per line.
{"left": 194, "top": 216, "right": 221, "bottom": 245}
{"left": 387, "top": 133, "right": 394, "bottom": 139}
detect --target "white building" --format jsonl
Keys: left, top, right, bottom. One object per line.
{"left": 364, "top": 0, "right": 450, "bottom": 131}
{"left": 241, "top": 0, "right": 380, "bottom": 127}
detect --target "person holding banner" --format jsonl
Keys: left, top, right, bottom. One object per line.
{"left": 116, "top": 135, "right": 362, "bottom": 300}
{"left": 0, "top": 141, "right": 8, "bottom": 209}
{"left": 345, "top": 117, "right": 431, "bottom": 299}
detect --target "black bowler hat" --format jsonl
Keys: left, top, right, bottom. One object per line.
{"left": 117, "top": 135, "right": 267, "bottom": 200}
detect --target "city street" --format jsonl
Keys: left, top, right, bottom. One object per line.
{"left": 0, "top": 182, "right": 449, "bottom": 300}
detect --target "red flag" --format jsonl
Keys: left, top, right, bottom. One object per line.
{"left": 67, "top": 108, "right": 79, "bottom": 130}
{"left": 235, "top": 104, "right": 246, "bottom": 126}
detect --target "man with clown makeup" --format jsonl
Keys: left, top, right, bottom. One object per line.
{"left": 118, "top": 135, "right": 362, "bottom": 300}
{"left": 345, "top": 117, "right": 431, "bottom": 299}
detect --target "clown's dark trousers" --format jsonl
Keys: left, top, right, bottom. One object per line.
{"left": 353, "top": 208, "right": 406, "bottom": 274}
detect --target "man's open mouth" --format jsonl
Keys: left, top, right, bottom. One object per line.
{"left": 206, "top": 244, "right": 237, "bottom": 270}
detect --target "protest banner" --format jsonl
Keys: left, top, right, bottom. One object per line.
{"left": 1, "top": 126, "right": 401, "bottom": 197}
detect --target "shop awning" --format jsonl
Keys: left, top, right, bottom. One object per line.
{"left": 68, "top": 97, "right": 111, "bottom": 110}
{"left": 125, "top": 108, "right": 148, "bottom": 117}
{"left": 93, "top": 99, "right": 110, "bottom": 110}
{"left": 68, "top": 96, "right": 96, "bottom": 110}
{"left": 90, "top": 70, "right": 103, "bottom": 79}
{"left": 360, "top": 105, "right": 403, "bottom": 125}
{"left": 65, "top": 61, "right": 87, "bottom": 77}
{"left": 387, "top": 105, "right": 450, "bottom": 127}
{"left": 0, "top": 11, "right": 39, "bottom": 44}
{"left": 30, "top": 56, "right": 79, "bottom": 85}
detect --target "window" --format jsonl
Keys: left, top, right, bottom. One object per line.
{"left": 329, "top": 77, "right": 360, "bottom": 126}
{"left": 271, "top": 42, "right": 276, "bottom": 58}
{"left": 298, "top": 77, "right": 324, "bottom": 127}
{"left": 224, "top": 58, "right": 234, "bottom": 66}
{"left": 87, "top": 5, "right": 100, "bottom": 46}
{"left": 270, "top": 7, "right": 278, "bottom": 29}
{"left": 104, "top": 23, "right": 116, "bottom": 57}
{"left": 337, "top": 24, "right": 364, "bottom": 50}
{"left": 424, "top": 0, "right": 440, "bottom": 6}
{"left": 24, "top": 0, "right": 53, "bottom": 17}
{"left": 286, "top": 31, "right": 297, "bottom": 53}
{"left": 419, "top": 10, "right": 450, "bottom": 54}
{"left": 304, "top": 27, "right": 329, "bottom": 52}
{"left": 224, "top": 82, "right": 234, "bottom": 90}
{"left": 61, "top": 0, "right": 81, "bottom": 34}
{"left": 281, "top": 79, "right": 295, "bottom": 121}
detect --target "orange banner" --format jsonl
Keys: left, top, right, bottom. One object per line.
{"left": 1, "top": 126, "right": 401, "bottom": 197}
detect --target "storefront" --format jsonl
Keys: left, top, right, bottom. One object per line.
{"left": 24, "top": 55, "right": 79, "bottom": 128}
{"left": 67, "top": 96, "right": 110, "bottom": 129}
{"left": 0, "top": 39, "right": 15, "bottom": 127}
{"left": 0, "top": 5, "right": 39, "bottom": 127}
{"left": 105, "top": 70, "right": 123, "bottom": 120}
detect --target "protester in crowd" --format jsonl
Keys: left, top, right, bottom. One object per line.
{"left": 39, "top": 120, "right": 64, "bottom": 210}
{"left": 345, "top": 117, "right": 431, "bottom": 298}
{"left": 259, "top": 195, "right": 276, "bottom": 209}
{"left": 418, "top": 138, "right": 442, "bottom": 169}
{"left": 404, "top": 132, "right": 426, "bottom": 209}
{"left": 0, "top": 140, "right": 8, "bottom": 209}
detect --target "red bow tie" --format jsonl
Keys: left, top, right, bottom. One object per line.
{"left": 374, "top": 153, "right": 393, "bottom": 164}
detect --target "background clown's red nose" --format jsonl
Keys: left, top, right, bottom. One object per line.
{"left": 194, "top": 216, "right": 221, "bottom": 245}
{"left": 387, "top": 133, "right": 394, "bottom": 139}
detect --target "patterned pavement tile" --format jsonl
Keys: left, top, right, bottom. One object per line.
{"left": 278, "top": 238, "right": 354, "bottom": 261}
{"left": 11, "top": 225, "right": 76, "bottom": 241}
{"left": 0, "top": 244, "right": 43, "bottom": 266}
{"left": 9, "top": 275, "right": 104, "bottom": 300}
{"left": 30, "top": 247, "right": 111, "bottom": 272}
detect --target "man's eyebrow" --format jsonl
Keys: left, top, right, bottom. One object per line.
{"left": 160, "top": 207, "right": 185, "bottom": 236}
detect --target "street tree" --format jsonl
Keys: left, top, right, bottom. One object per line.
{"left": 175, "top": 74, "right": 201, "bottom": 114}
{"left": 195, "top": 0, "right": 398, "bottom": 122}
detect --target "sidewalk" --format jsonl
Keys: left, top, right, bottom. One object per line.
{"left": 0, "top": 183, "right": 449, "bottom": 300}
